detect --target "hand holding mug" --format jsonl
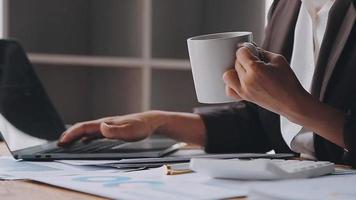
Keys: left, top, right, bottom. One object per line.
{"left": 223, "top": 47, "right": 308, "bottom": 119}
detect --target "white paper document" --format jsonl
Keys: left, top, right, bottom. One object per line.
{"left": 0, "top": 156, "right": 117, "bottom": 180}
{"left": 31, "top": 167, "right": 247, "bottom": 200}
{"left": 248, "top": 174, "right": 356, "bottom": 200}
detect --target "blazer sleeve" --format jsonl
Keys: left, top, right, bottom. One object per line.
{"left": 196, "top": 102, "right": 272, "bottom": 153}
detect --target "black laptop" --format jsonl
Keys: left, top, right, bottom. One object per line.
{"left": 0, "top": 40, "right": 183, "bottom": 161}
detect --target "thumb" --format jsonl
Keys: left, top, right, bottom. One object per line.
{"left": 100, "top": 122, "right": 124, "bottom": 140}
{"left": 100, "top": 122, "right": 139, "bottom": 141}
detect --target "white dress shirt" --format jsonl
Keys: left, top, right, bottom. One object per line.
{"left": 280, "top": 0, "right": 335, "bottom": 159}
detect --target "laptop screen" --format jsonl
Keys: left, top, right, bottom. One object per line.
{"left": 0, "top": 40, "right": 66, "bottom": 151}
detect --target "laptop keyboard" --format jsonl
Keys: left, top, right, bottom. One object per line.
{"left": 44, "top": 139, "right": 125, "bottom": 154}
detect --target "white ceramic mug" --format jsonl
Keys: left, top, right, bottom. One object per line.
{"left": 187, "top": 32, "right": 253, "bottom": 104}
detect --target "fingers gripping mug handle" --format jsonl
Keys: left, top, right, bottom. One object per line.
{"left": 240, "top": 42, "right": 261, "bottom": 60}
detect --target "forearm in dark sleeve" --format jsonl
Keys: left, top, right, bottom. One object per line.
{"left": 196, "top": 101, "right": 271, "bottom": 153}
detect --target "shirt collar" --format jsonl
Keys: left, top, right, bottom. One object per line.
{"left": 301, "top": 0, "right": 334, "bottom": 15}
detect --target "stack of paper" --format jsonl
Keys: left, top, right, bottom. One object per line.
{"left": 2, "top": 153, "right": 356, "bottom": 199}
{"left": 0, "top": 155, "right": 248, "bottom": 199}
{"left": 0, "top": 156, "right": 120, "bottom": 180}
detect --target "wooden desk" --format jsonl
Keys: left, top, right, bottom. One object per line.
{"left": 0, "top": 142, "right": 246, "bottom": 200}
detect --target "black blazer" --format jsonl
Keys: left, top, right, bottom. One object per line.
{"left": 199, "top": 0, "right": 356, "bottom": 167}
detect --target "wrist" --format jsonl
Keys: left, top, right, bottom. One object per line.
{"left": 282, "top": 90, "right": 316, "bottom": 125}
{"left": 153, "top": 111, "right": 206, "bottom": 146}
{"left": 283, "top": 90, "right": 343, "bottom": 128}
{"left": 144, "top": 110, "right": 172, "bottom": 134}
{"left": 282, "top": 92, "right": 346, "bottom": 148}
{"left": 153, "top": 111, "right": 181, "bottom": 135}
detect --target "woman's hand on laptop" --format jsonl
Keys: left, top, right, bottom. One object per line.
{"left": 58, "top": 111, "right": 168, "bottom": 146}
{"left": 58, "top": 111, "right": 206, "bottom": 146}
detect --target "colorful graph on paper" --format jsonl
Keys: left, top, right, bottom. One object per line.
{"left": 72, "top": 175, "right": 163, "bottom": 188}
{"left": 32, "top": 169, "right": 247, "bottom": 199}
